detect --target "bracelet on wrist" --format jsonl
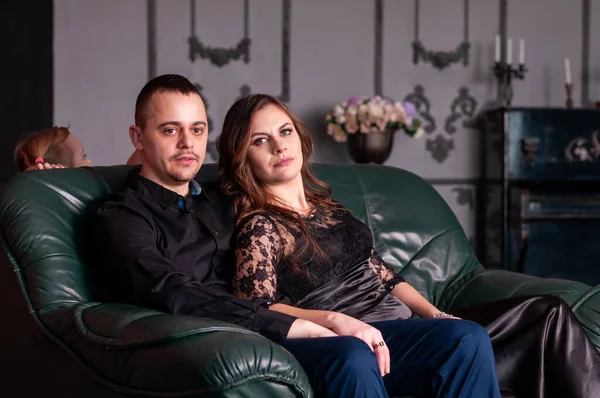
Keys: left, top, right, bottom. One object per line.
{"left": 432, "top": 311, "right": 451, "bottom": 319}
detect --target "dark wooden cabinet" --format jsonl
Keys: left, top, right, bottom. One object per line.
{"left": 479, "top": 107, "right": 600, "bottom": 285}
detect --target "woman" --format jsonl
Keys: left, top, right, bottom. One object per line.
{"left": 217, "top": 94, "right": 600, "bottom": 398}
{"left": 14, "top": 126, "right": 91, "bottom": 171}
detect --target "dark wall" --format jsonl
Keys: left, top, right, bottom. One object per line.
{"left": 0, "top": 1, "right": 53, "bottom": 181}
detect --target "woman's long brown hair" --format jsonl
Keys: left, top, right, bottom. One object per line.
{"left": 14, "top": 127, "right": 73, "bottom": 171}
{"left": 217, "top": 94, "right": 341, "bottom": 273}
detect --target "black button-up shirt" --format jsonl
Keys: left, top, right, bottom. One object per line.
{"left": 94, "top": 170, "right": 296, "bottom": 343}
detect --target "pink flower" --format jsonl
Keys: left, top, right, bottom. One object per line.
{"left": 327, "top": 123, "right": 347, "bottom": 142}
{"left": 345, "top": 115, "right": 359, "bottom": 134}
{"left": 375, "top": 115, "right": 388, "bottom": 131}
{"left": 359, "top": 120, "right": 371, "bottom": 133}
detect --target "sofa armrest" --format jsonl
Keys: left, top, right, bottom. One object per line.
{"left": 42, "top": 302, "right": 312, "bottom": 398}
{"left": 76, "top": 302, "right": 253, "bottom": 348}
{"left": 442, "top": 269, "right": 600, "bottom": 349}
{"left": 444, "top": 269, "right": 591, "bottom": 310}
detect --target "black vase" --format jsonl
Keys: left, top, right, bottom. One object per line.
{"left": 346, "top": 128, "right": 395, "bottom": 164}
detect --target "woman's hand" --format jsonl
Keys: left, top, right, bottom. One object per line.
{"left": 271, "top": 303, "right": 390, "bottom": 376}
{"left": 325, "top": 312, "right": 390, "bottom": 377}
{"left": 287, "top": 319, "right": 339, "bottom": 339}
{"left": 432, "top": 311, "right": 462, "bottom": 320}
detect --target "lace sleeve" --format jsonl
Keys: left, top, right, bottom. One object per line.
{"left": 233, "top": 214, "right": 285, "bottom": 305}
{"left": 368, "top": 248, "right": 406, "bottom": 292}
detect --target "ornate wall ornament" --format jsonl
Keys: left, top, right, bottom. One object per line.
{"left": 412, "top": 0, "right": 470, "bottom": 70}
{"left": 187, "top": 0, "right": 291, "bottom": 101}
{"left": 444, "top": 87, "right": 478, "bottom": 134}
{"left": 404, "top": 85, "right": 436, "bottom": 134}
{"left": 451, "top": 186, "right": 474, "bottom": 210}
{"left": 236, "top": 84, "right": 252, "bottom": 101}
{"left": 426, "top": 134, "right": 455, "bottom": 163}
{"left": 188, "top": 0, "right": 251, "bottom": 67}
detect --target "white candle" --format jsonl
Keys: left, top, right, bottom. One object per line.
{"left": 495, "top": 35, "right": 501, "bottom": 63}
{"left": 519, "top": 39, "right": 525, "bottom": 64}
{"left": 506, "top": 38, "right": 513, "bottom": 65}
{"left": 565, "top": 58, "right": 572, "bottom": 84}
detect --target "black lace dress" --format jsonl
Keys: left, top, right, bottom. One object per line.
{"left": 233, "top": 205, "right": 600, "bottom": 398}
{"left": 233, "top": 206, "right": 412, "bottom": 321}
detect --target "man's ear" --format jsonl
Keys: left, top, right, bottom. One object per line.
{"left": 129, "top": 125, "right": 143, "bottom": 150}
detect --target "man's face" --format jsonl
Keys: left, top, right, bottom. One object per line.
{"left": 132, "top": 91, "right": 208, "bottom": 193}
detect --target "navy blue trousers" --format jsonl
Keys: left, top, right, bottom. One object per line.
{"left": 282, "top": 319, "right": 501, "bottom": 398}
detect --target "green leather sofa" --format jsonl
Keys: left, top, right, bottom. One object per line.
{"left": 1, "top": 164, "right": 599, "bottom": 397}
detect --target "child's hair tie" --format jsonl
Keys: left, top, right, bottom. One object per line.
{"left": 34, "top": 157, "right": 44, "bottom": 164}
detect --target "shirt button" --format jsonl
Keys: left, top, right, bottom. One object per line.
{"left": 214, "top": 229, "right": 220, "bottom": 237}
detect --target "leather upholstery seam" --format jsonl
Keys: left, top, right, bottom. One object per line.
{"left": 0, "top": 230, "right": 38, "bottom": 315}
{"left": 512, "top": 279, "right": 574, "bottom": 299}
{"left": 352, "top": 166, "right": 373, "bottom": 232}
{"left": 571, "top": 286, "right": 600, "bottom": 313}
{"left": 441, "top": 268, "right": 485, "bottom": 311}
{"left": 73, "top": 304, "right": 260, "bottom": 349}
{"left": 403, "top": 226, "right": 460, "bottom": 267}
{"left": 20, "top": 252, "right": 79, "bottom": 270}
{"left": 36, "top": 300, "right": 81, "bottom": 313}
{"left": 109, "top": 373, "right": 312, "bottom": 397}
{"left": 400, "top": 226, "right": 465, "bottom": 306}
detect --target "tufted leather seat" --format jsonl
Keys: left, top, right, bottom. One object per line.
{"left": 1, "top": 163, "right": 598, "bottom": 397}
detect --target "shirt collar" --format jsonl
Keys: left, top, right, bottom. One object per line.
{"left": 189, "top": 179, "right": 201, "bottom": 196}
{"left": 128, "top": 170, "right": 204, "bottom": 210}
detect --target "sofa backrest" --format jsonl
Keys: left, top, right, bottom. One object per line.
{"left": 0, "top": 163, "right": 482, "bottom": 315}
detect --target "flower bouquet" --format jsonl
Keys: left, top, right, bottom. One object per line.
{"left": 325, "top": 95, "right": 424, "bottom": 143}
{"left": 325, "top": 95, "right": 424, "bottom": 164}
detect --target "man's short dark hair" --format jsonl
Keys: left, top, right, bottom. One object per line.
{"left": 134, "top": 74, "right": 201, "bottom": 127}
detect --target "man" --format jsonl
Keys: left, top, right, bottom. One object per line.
{"left": 96, "top": 74, "right": 500, "bottom": 398}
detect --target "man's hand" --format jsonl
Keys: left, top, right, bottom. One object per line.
{"left": 324, "top": 312, "right": 390, "bottom": 376}
{"left": 287, "top": 319, "right": 339, "bottom": 339}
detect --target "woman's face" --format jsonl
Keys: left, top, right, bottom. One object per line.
{"left": 246, "top": 104, "right": 303, "bottom": 186}
{"left": 65, "top": 134, "right": 91, "bottom": 167}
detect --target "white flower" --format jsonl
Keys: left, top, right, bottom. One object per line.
{"left": 335, "top": 114, "right": 346, "bottom": 125}
{"left": 333, "top": 105, "right": 345, "bottom": 117}
{"left": 357, "top": 104, "right": 369, "bottom": 125}
{"left": 412, "top": 127, "right": 425, "bottom": 139}
{"left": 367, "top": 102, "right": 384, "bottom": 118}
